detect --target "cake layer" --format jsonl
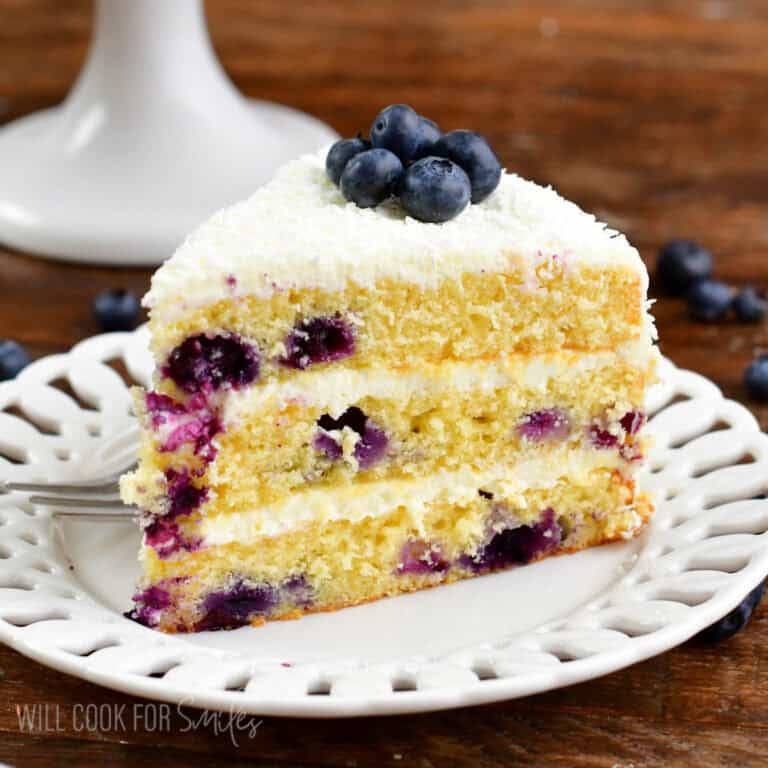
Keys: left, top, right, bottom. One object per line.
{"left": 145, "top": 150, "right": 646, "bottom": 324}
{"left": 127, "top": 449, "right": 641, "bottom": 567}
{"left": 121, "top": 348, "right": 656, "bottom": 521}
{"left": 143, "top": 151, "right": 654, "bottom": 386}
{"left": 148, "top": 266, "right": 652, "bottom": 390}
{"left": 131, "top": 471, "right": 651, "bottom": 632}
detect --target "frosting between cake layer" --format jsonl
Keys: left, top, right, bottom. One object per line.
{"left": 199, "top": 447, "right": 632, "bottom": 542}
{"left": 145, "top": 149, "right": 647, "bottom": 319}
{"left": 221, "top": 342, "right": 658, "bottom": 422}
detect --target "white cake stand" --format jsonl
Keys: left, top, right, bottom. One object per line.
{"left": 0, "top": 0, "right": 337, "bottom": 266}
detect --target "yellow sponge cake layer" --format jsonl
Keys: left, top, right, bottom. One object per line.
{"left": 148, "top": 264, "right": 648, "bottom": 381}
{"left": 121, "top": 347, "right": 656, "bottom": 518}
{"left": 133, "top": 469, "right": 650, "bottom": 632}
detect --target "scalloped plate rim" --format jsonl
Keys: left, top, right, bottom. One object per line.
{"left": 0, "top": 330, "right": 766, "bottom": 717}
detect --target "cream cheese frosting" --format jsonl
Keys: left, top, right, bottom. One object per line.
{"left": 145, "top": 148, "right": 646, "bottom": 318}
{"left": 200, "top": 448, "right": 632, "bottom": 541}
{"left": 222, "top": 342, "right": 658, "bottom": 422}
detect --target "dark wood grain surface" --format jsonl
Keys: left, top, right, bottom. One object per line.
{"left": 1, "top": 1, "right": 768, "bottom": 765}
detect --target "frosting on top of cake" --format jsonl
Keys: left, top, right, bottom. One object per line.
{"left": 145, "top": 149, "right": 646, "bottom": 315}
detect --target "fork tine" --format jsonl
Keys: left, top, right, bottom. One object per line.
{"left": 52, "top": 509, "right": 139, "bottom": 521}
{"left": 7, "top": 481, "right": 121, "bottom": 495}
{"left": 2, "top": 462, "right": 136, "bottom": 495}
{"left": 30, "top": 495, "right": 131, "bottom": 510}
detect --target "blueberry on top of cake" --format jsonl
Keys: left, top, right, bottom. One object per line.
{"left": 122, "top": 106, "right": 657, "bottom": 632}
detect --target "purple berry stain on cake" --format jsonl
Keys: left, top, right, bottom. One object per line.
{"left": 194, "top": 575, "right": 315, "bottom": 631}
{"left": 143, "top": 517, "right": 202, "bottom": 559}
{"left": 589, "top": 423, "right": 619, "bottom": 449}
{"left": 161, "top": 409, "right": 222, "bottom": 461}
{"left": 464, "top": 508, "right": 562, "bottom": 571}
{"left": 146, "top": 392, "right": 223, "bottom": 463}
{"left": 313, "top": 430, "right": 343, "bottom": 461}
{"left": 590, "top": 410, "right": 646, "bottom": 452}
{"left": 620, "top": 410, "right": 645, "bottom": 435}
{"left": 142, "top": 471, "right": 208, "bottom": 559}
{"left": 145, "top": 392, "right": 187, "bottom": 427}
{"left": 315, "top": 406, "right": 388, "bottom": 468}
{"left": 518, "top": 409, "right": 570, "bottom": 442}
{"left": 283, "top": 574, "right": 314, "bottom": 607}
{"left": 163, "top": 333, "right": 260, "bottom": 394}
{"left": 126, "top": 584, "right": 171, "bottom": 627}
{"left": 165, "top": 469, "right": 208, "bottom": 519}
{"left": 619, "top": 410, "right": 646, "bottom": 461}
{"left": 397, "top": 540, "right": 448, "bottom": 574}
{"left": 280, "top": 314, "right": 355, "bottom": 370}
{"left": 196, "top": 581, "right": 278, "bottom": 631}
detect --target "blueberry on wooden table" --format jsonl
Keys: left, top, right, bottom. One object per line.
{"left": 656, "top": 239, "right": 713, "bottom": 296}
{"left": 686, "top": 279, "right": 732, "bottom": 322}
{"left": 744, "top": 356, "right": 768, "bottom": 402}
{"left": 0, "top": 339, "right": 30, "bottom": 381}
{"left": 696, "top": 581, "right": 765, "bottom": 642}
{"left": 92, "top": 288, "right": 141, "bottom": 332}
{"left": 733, "top": 285, "right": 767, "bottom": 323}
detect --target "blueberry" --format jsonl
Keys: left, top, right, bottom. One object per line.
{"left": 281, "top": 315, "right": 355, "bottom": 370}
{"left": 164, "top": 334, "right": 260, "bottom": 394}
{"left": 465, "top": 508, "right": 562, "bottom": 572}
{"left": 92, "top": 289, "right": 141, "bottom": 332}
{"left": 0, "top": 340, "right": 30, "bottom": 381}
{"left": 164, "top": 469, "right": 208, "bottom": 520}
{"left": 370, "top": 104, "right": 440, "bottom": 165}
{"left": 127, "top": 585, "right": 171, "bottom": 627}
{"left": 325, "top": 137, "right": 370, "bottom": 186}
{"left": 340, "top": 148, "right": 403, "bottom": 208}
{"left": 432, "top": 129, "right": 502, "bottom": 203}
{"left": 398, "top": 156, "right": 471, "bottom": 223}
{"left": 733, "top": 285, "right": 767, "bottom": 323}
{"left": 697, "top": 581, "right": 765, "bottom": 642}
{"left": 196, "top": 580, "right": 278, "bottom": 631}
{"left": 315, "top": 406, "right": 389, "bottom": 469}
{"left": 686, "top": 279, "right": 732, "bottom": 322}
{"left": 744, "top": 356, "right": 768, "bottom": 401}
{"left": 397, "top": 540, "right": 448, "bottom": 574}
{"left": 414, "top": 116, "right": 442, "bottom": 157}
{"left": 656, "top": 240, "right": 713, "bottom": 296}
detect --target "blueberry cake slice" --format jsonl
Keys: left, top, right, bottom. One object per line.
{"left": 121, "top": 109, "right": 657, "bottom": 632}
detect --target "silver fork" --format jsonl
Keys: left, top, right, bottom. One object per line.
{"left": 1, "top": 461, "right": 140, "bottom": 520}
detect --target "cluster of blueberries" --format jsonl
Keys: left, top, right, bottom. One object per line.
{"left": 655, "top": 239, "right": 768, "bottom": 401}
{"left": 326, "top": 104, "right": 502, "bottom": 223}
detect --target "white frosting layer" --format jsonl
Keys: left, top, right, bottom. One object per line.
{"left": 201, "top": 448, "right": 629, "bottom": 542}
{"left": 223, "top": 341, "right": 657, "bottom": 422}
{"left": 146, "top": 149, "right": 647, "bottom": 318}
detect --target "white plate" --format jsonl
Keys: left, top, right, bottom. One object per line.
{"left": 0, "top": 330, "right": 767, "bottom": 717}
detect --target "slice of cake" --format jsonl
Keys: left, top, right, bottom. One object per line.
{"left": 121, "top": 106, "right": 657, "bottom": 632}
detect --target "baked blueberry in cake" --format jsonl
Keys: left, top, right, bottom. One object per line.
{"left": 121, "top": 105, "right": 658, "bottom": 632}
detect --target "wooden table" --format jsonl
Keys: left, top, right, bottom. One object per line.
{"left": 1, "top": 1, "right": 767, "bottom": 765}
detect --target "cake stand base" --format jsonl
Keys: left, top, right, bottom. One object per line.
{"left": 0, "top": 0, "right": 337, "bottom": 266}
